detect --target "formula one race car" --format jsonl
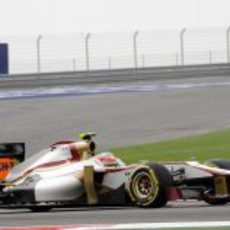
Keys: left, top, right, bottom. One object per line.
{"left": 0, "top": 133, "right": 230, "bottom": 211}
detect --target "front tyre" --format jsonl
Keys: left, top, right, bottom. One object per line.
{"left": 128, "top": 163, "right": 173, "bottom": 208}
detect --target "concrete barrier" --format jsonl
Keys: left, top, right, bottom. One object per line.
{"left": 1, "top": 63, "right": 230, "bottom": 88}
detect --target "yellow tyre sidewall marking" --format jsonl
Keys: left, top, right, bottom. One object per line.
{"left": 128, "top": 166, "right": 159, "bottom": 206}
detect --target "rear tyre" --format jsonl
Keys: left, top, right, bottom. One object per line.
{"left": 128, "top": 163, "right": 173, "bottom": 208}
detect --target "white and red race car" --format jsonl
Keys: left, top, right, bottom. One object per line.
{"left": 0, "top": 133, "right": 230, "bottom": 211}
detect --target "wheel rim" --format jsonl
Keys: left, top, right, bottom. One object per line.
{"left": 133, "top": 171, "right": 155, "bottom": 199}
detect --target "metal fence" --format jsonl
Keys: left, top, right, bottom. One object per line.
{"left": 1, "top": 27, "right": 230, "bottom": 74}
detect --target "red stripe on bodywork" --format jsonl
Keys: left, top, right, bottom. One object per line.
{"left": 69, "top": 144, "right": 80, "bottom": 161}
{"left": 51, "top": 141, "right": 75, "bottom": 146}
{"left": 96, "top": 165, "right": 136, "bottom": 173}
{"left": 12, "top": 159, "right": 77, "bottom": 183}
{"left": 21, "top": 144, "right": 80, "bottom": 177}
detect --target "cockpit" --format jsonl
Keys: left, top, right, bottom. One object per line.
{"left": 95, "top": 152, "right": 126, "bottom": 167}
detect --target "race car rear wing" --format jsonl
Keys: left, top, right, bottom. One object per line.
{"left": 0, "top": 143, "right": 25, "bottom": 181}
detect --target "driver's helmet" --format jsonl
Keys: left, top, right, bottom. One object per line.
{"left": 95, "top": 152, "right": 119, "bottom": 166}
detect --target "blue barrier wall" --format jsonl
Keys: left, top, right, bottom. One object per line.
{"left": 0, "top": 44, "right": 9, "bottom": 74}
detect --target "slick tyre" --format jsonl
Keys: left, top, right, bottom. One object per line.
{"left": 128, "top": 163, "right": 173, "bottom": 208}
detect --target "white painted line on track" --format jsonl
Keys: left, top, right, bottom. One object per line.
{"left": 1, "top": 81, "right": 230, "bottom": 100}
{"left": 100, "top": 221, "right": 230, "bottom": 229}
{"left": 1, "top": 222, "right": 230, "bottom": 230}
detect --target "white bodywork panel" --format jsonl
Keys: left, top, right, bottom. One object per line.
{"left": 102, "top": 169, "right": 133, "bottom": 190}
{"left": 35, "top": 175, "right": 84, "bottom": 202}
{"left": 30, "top": 159, "right": 102, "bottom": 179}
{"left": 187, "top": 161, "right": 230, "bottom": 176}
{"left": 163, "top": 162, "right": 212, "bottom": 179}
